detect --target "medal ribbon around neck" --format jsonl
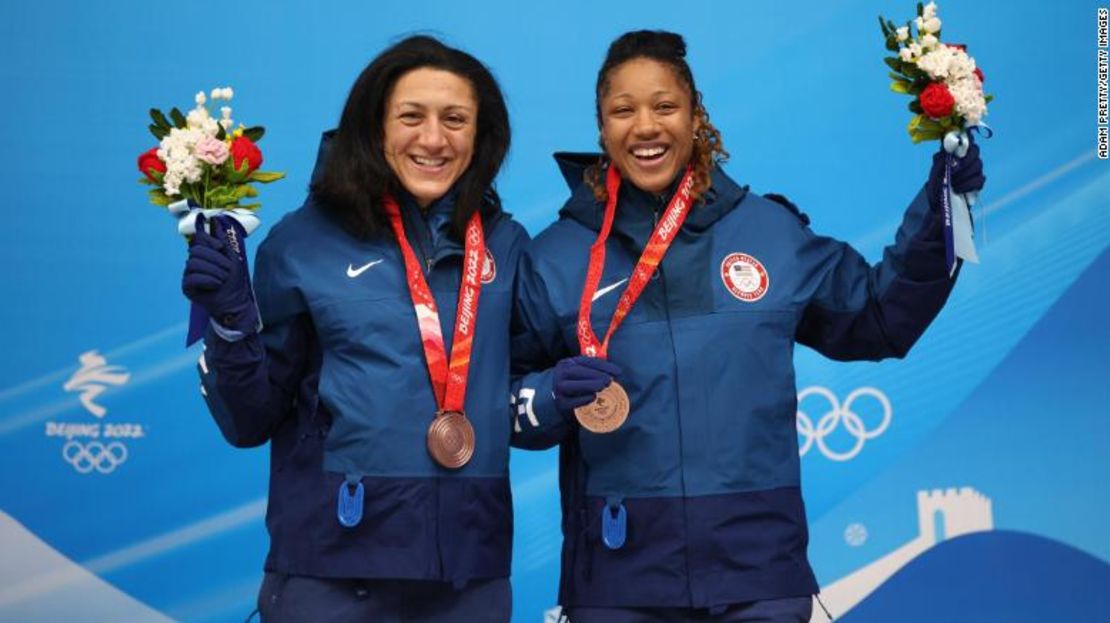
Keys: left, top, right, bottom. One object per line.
{"left": 382, "top": 196, "right": 485, "bottom": 412}
{"left": 576, "top": 163, "right": 695, "bottom": 359}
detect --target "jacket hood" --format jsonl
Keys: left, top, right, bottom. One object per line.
{"left": 309, "top": 129, "right": 336, "bottom": 188}
{"left": 553, "top": 152, "right": 749, "bottom": 237}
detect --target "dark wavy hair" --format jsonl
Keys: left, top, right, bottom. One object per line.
{"left": 312, "top": 35, "right": 511, "bottom": 239}
{"left": 587, "top": 30, "right": 728, "bottom": 203}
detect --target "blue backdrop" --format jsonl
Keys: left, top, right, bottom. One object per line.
{"left": 1, "top": 1, "right": 1107, "bottom": 621}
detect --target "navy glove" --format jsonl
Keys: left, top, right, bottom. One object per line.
{"left": 553, "top": 356, "right": 623, "bottom": 415}
{"left": 182, "top": 215, "right": 258, "bottom": 334}
{"left": 927, "top": 137, "right": 986, "bottom": 209}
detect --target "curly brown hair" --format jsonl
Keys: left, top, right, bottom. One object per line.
{"left": 586, "top": 31, "right": 729, "bottom": 204}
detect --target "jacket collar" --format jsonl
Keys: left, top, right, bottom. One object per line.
{"left": 553, "top": 152, "right": 749, "bottom": 242}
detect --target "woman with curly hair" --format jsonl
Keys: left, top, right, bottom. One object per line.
{"left": 511, "top": 30, "right": 985, "bottom": 622}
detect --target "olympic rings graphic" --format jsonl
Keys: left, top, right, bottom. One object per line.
{"left": 62, "top": 440, "right": 128, "bottom": 474}
{"left": 796, "top": 386, "right": 892, "bottom": 462}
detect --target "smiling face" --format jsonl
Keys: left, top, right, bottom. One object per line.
{"left": 383, "top": 67, "right": 477, "bottom": 208}
{"left": 599, "top": 57, "right": 699, "bottom": 195}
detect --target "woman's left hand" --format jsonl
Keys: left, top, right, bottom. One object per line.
{"left": 553, "top": 356, "right": 623, "bottom": 416}
{"left": 927, "top": 138, "right": 986, "bottom": 207}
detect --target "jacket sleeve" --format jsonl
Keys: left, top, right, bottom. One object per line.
{"left": 794, "top": 185, "right": 958, "bottom": 361}
{"left": 509, "top": 249, "right": 575, "bottom": 450}
{"left": 197, "top": 234, "right": 309, "bottom": 447}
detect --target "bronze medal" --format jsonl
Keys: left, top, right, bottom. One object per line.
{"left": 427, "top": 410, "right": 475, "bottom": 469}
{"left": 574, "top": 381, "right": 630, "bottom": 434}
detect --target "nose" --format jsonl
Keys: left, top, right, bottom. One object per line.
{"left": 418, "top": 119, "right": 449, "bottom": 150}
{"left": 632, "top": 109, "right": 660, "bottom": 137}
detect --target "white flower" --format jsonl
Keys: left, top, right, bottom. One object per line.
{"left": 186, "top": 108, "right": 207, "bottom": 128}
{"left": 157, "top": 126, "right": 208, "bottom": 195}
{"left": 896, "top": 26, "right": 909, "bottom": 42}
{"left": 220, "top": 106, "right": 232, "bottom": 119}
{"left": 186, "top": 107, "right": 220, "bottom": 137}
{"left": 929, "top": 45, "right": 978, "bottom": 81}
{"left": 909, "top": 42, "right": 923, "bottom": 58}
{"left": 221, "top": 87, "right": 234, "bottom": 100}
{"left": 949, "top": 76, "right": 987, "bottom": 125}
{"left": 915, "top": 16, "right": 924, "bottom": 30}
{"left": 916, "top": 47, "right": 953, "bottom": 79}
{"left": 923, "top": 17, "right": 941, "bottom": 33}
{"left": 921, "top": 34, "right": 939, "bottom": 50}
{"left": 923, "top": 2, "right": 938, "bottom": 19}
{"left": 899, "top": 47, "right": 915, "bottom": 62}
{"left": 210, "top": 88, "right": 222, "bottom": 100}
{"left": 195, "top": 91, "right": 206, "bottom": 106}
{"left": 219, "top": 118, "right": 233, "bottom": 131}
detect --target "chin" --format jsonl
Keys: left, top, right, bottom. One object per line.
{"left": 625, "top": 169, "right": 679, "bottom": 194}
{"left": 406, "top": 180, "right": 452, "bottom": 205}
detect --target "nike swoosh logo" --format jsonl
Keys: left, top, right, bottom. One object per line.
{"left": 346, "top": 259, "right": 383, "bottom": 278}
{"left": 592, "top": 278, "right": 628, "bottom": 302}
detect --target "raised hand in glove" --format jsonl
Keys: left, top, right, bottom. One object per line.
{"left": 927, "top": 136, "right": 986, "bottom": 209}
{"left": 181, "top": 215, "right": 258, "bottom": 334}
{"left": 553, "top": 356, "right": 623, "bottom": 415}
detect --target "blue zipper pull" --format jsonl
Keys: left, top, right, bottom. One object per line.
{"left": 337, "top": 474, "right": 364, "bottom": 528}
{"left": 601, "top": 496, "right": 627, "bottom": 550}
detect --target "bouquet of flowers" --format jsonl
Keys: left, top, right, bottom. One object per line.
{"left": 137, "top": 87, "right": 283, "bottom": 346}
{"left": 880, "top": 2, "right": 993, "bottom": 143}
{"left": 137, "top": 87, "right": 284, "bottom": 237}
{"left": 880, "top": 2, "right": 993, "bottom": 275}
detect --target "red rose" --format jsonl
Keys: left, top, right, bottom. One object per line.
{"left": 974, "top": 68, "right": 985, "bottom": 84}
{"left": 230, "top": 136, "right": 263, "bottom": 173}
{"left": 919, "top": 82, "right": 955, "bottom": 119}
{"left": 137, "top": 147, "right": 165, "bottom": 181}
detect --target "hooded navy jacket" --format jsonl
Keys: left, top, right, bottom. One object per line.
{"left": 197, "top": 132, "right": 528, "bottom": 583}
{"left": 510, "top": 154, "right": 957, "bottom": 609}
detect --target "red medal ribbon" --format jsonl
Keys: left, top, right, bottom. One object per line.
{"left": 577, "top": 164, "right": 696, "bottom": 359}
{"left": 382, "top": 196, "right": 485, "bottom": 412}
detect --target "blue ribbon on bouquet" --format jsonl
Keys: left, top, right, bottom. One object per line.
{"left": 168, "top": 200, "right": 262, "bottom": 347}
{"left": 941, "top": 123, "right": 992, "bottom": 277}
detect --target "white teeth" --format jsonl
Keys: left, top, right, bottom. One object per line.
{"left": 633, "top": 146, "right": 666, "bottom": 158}
{"left": 413, "top": 156, "right": 447, "bottom": 166}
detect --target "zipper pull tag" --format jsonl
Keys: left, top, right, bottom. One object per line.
{"left": 601, "top": 496, "right": 627, "bottom": 550}
{"left": 337, "top": 474, "right": 364, "bottom": 528}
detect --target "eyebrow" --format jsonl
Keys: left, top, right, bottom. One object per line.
{"left": 395, "top": 101, "right": 475, "bottom": 112}
{"left": 609, "top": 89, "right": 677, "bottom": 99}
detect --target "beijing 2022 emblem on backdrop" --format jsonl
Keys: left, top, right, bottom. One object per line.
{"left": 45, "top": 350, "right": 147, "bottom": 474}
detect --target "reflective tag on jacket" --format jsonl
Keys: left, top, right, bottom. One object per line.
{"left": 602, "top": 501, "right": 627, "bottom": 550}
{"left": 337, "top": 479, "right": 364, "bottom": 528}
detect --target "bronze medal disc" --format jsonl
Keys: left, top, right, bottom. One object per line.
{"left": 574, "top": 381, "right": 630, "bottom": 434}
{"left": 427, "top": 410, "right": 475, "bottom": 469}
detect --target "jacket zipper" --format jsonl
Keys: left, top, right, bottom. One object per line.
{"left": 655, "top": 198, "right": 694, "bottom": 604}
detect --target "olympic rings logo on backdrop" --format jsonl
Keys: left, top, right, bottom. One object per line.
{"left": 62, "top": 440, "right": 129, "bottom": 474}
{"left": 796, "top": 386, "right": 892, "bottom": 461}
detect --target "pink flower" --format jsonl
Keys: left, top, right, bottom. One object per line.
{"left": 194, "top": 135, "right": 230, "bottom": 165}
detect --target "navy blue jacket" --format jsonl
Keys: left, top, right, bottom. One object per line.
{"left": 198, "top": 132, "right": 528, "bottom": 583}
{"left": 510, "top": 154, "right": 957, "bottom": 609}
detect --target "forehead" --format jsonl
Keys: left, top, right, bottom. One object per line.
{"left": 603, "top": 57, "right": 689, "bottom": 99}
{"left": 388, "top": 67, "right": 476, "bottom": 108}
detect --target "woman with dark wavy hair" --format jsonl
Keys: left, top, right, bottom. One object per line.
{"left": 182, "top": 35, "right": 524, "bottom": 622}
{"left": 511, "top": 30, "right": 985, "bottom": 622}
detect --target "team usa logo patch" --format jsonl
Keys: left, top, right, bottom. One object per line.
{"left": 721, "top": 252, "right": 769, "bottom": 302}
{"left": 481, "top": 248, "right": 496, "bottom": 284}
